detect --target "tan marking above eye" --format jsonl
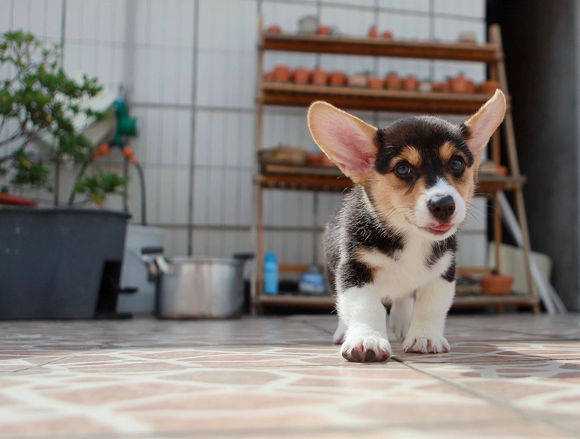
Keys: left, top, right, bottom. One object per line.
{"left": 398, "top": 146, "right": 422, "bottom": 168}
{"left": 439, "top": 141, "right": 465, "bottom": 163}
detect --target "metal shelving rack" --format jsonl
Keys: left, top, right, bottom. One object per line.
{"left": 252, "top": 21, "right": 540, "bottom": 314}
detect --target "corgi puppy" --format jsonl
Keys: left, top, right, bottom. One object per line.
{"left": 307, "top": 90, "right": 506, "bottom": 362}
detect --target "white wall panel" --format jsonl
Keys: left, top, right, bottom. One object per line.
{"left": 380, "top": 0, "right": 430, "bottom": 12}
{"left": 434, "top": 0, "right": 485, "bottom": 18}
{"left": 1, "top": 0, "right": 490, "bottom": 265}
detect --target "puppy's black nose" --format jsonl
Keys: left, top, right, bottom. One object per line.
{"left": 428, "top": 195, "right": 455, "bottom": 222}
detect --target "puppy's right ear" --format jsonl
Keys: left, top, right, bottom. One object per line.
{"left": 307, "top": 101, "right": 378, "bottom": 184}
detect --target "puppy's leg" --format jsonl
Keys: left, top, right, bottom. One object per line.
{"left": 332, "top": 318, "right": 347, "bottom": 344}
{"left": 389, "top": 295, "right": 414, "bottom": 341}
{"left": 403, "top": 278, "right": 454, "bottom": 354}
{"left": 337, "top": 287, "right": 391, "bottom": 362}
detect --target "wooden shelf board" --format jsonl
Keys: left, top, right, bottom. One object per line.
{"left": 262, "top": 34, "right": 500, "bottom": 63}
{"left": 259, "top": 82, "right": 507, "bottom": 114}
{"left": 255, "top": 293, "right": 538, "bottom": 310}
{"left": 256, "top": 171, "right": 524, "bottom": 193}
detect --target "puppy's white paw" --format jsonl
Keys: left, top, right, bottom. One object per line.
{"left": 341, "top": 333, "right": 391, "bottom": 362}
{"left": 403, "top": 333, "right": 450, "bottom": 354}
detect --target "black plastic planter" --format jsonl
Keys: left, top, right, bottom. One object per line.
{"left": 0, "top": 207, "right": 130, "bottom": 319}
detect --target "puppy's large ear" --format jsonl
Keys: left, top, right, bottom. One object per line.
{"left": 462, "top": 89, "right": 506, "bottom": 163}
{"left": 308, "top": 101, "right": 378, "bottom": 183}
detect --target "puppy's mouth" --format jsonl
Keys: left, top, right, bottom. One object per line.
{"left": 422, "top": 223, "right": 454, "bottom": 235}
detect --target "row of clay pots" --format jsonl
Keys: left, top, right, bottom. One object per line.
{"left": 267, "top": 24, "right": 395, "bottom": 39}
{"left": 264, "top": 66, "right": 501, "bottom": 94}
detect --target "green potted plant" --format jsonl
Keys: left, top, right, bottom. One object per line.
{"left": 0, "top": 30, "right": 131, "bottom": 319}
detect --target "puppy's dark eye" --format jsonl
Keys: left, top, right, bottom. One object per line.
{"left": 449, "top": 156, "right": 466, "bottom": 176}
{"left": 394, "top": 162, "right": 414, "bottom": 179}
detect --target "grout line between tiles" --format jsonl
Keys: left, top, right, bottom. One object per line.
{"left": 7, "top": 355, "right": 75, "bottom": 374}
{"left": 391, "top": 357, "right": 580, "bottom": 438}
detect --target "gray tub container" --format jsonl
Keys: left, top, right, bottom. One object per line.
{"left": 0, "top": 207, "right": 130, "bottom": 319}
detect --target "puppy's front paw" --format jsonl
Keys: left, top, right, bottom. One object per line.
{"left": 403, "top": 334, "right": 450, "bottom": 354}
{"left": 341, "top": 334, "right": 391, "bottom": 362}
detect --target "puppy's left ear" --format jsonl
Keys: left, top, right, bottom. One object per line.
{"left": 462, "top": 89, "right": 506, "bottom": 162}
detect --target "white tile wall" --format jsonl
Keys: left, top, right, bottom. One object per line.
{"left": 0, "top": 0, "right": 489, "bottom": 267}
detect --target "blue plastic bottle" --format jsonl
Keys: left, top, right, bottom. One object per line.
{"left": 263, "top": 252, "right": 279, "bottom": 295}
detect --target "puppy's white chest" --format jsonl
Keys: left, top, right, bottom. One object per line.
{"left": 360, "top": 238, "right": 452, "bottom": 298}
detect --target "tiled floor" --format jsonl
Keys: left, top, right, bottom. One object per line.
{"left": 1, "top": 314, "right": 580, "bottom": 439}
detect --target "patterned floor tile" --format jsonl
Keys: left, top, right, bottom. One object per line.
{"left": 0, "top": 314, "right": 579, "bottom": 438}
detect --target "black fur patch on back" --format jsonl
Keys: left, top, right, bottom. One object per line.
{"left": 425, "top": 234, "right": 457, "bottom": 268}
{"left": 374, "top": 116, "right": 473, "bottom": 185}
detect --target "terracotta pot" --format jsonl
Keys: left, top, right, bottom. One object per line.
{"left": 402, "top": 75, "right": 419, "bottom": 91}
{"left": 317, "top": 25, "right": 332, "bottom": 35}
{"left": 348, "top": 73, "right": 367, "bottom": 88}
{"left": 450, "top": 74, "right": 469, "bottom": 93}
{"left": 266, "top": 24, "right": 282, "bottom": 35}
{"left": 328, "top": 71, "right": 347, "bottom": 87}
{"left": 481, "top": 274, "right": 514, "bottom": 295}
{"left": 292, "top": 67, "right": 310, "bottom": 84}
{"left": 311, "top": 68, "right": 328, "bottom": 85}
{"left": 263, "top": 70, "right": 275, "bottom": 81}
{"left": 479, "top": 80, "right": 501, "bottom": 94}
{"left": 320, "top": 154, "right": 334, "bottom": 167}
{"left": 382, "top": 30, "right": 393, "bottom": 40}
{"left": 432, "top": 81, "right": 451, "bottom": 93}
{"left": 367, "top": 76, "right": 383, "bottom": 89}
{"left": 273, "top": 65, "right": 291, "bottom": 82}
{"left": 368, "top": 26, "right": 378, "bottom": 38}
{"left": 306, "top": 152, "right": 323, "bottom": 166}
{"left": 384, "top": 72, "right": 402, "bottom": 90}
{"left": 465, "top": 80, "right": 476, "bottom": 93}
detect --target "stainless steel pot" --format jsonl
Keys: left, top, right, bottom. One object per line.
{"left": 157, "top": 257, "right": 244, "bottom": 319}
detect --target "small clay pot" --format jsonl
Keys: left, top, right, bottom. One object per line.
{"left": 263, "top": 70, "right": 275, "bottom": 81}
{"left": 367, "top": 76, "right": 384, "bottom": 89}
{"left": 306, "top": 152, "right": 324, "bottom": 166}
{"left": 382, "top": 30, "right": 393, "bottom": 40}
{"left": 348, "top": 73, "right": 367, "bottom": 88}
{"left": 273, "top": 65, "right": 291, "bottom": 82}
{"left": 292, "top": 67, "right": 310, "bottom": 84}
{"left": 450, "top": 74, "right": 469, "bottom": 93}
{"left": 266, "top": 24, "right": 282, "bottom": 35}
{"left": 320, "top": 154, "right": 334, "bottom": 167}
{"left": 384, "top": 72, "right": 402, "bottom": 90}
{"left": 311, "top": 68, "right": 328, "bottom": 86}
{"left": 479, "top": 80, "right": 501, "bottom": 94}
{"left": 317, "top": 25, "right": 332, "bottom": 35}
{"left": 402, "top": 75, "right": 419, "bottom": 91}
{"left": 481, "top": 274, "right": 514, "bottom": 295}
{"left": 432, "top": 80, "right": 451, "bottom": 93}
{"left": 328, "top": 71, "right": 347, "bottom": 87}
{"left": 465, "top": 80, "right": 476, "bottom": 93}
{"left": 368, "top": 26, "right": 378, "bottom": 38}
